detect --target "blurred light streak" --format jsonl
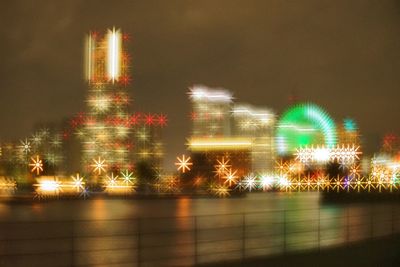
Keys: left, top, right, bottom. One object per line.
{"left": 188, "top": 138, "right": 252, "bottom": 151}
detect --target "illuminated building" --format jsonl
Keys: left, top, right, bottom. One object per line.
{"left": 188, "top": 85, "right": 241, "bottom": 182}
{"left": 370, "top": 154, "right": 400, "bottom": 183}
{"left": 187, "top": 86, "right": 275, "bottom": 182}
{"left": 133, "top": 113, "right": 166, "bottom": 173}
{"left": 232, "top": 104, "right": 275, "bottom": 173}
{"left": 81, "top": 28, "right": 131, "bottom": 176}
{"left": 189, "top": 85, "right": 233, "bottom": 137}
{"left": 0, "top": 126, "right": 65, "bottom": 186}
{"left": 1, "top": 28, "right": 166, "bottom": 192}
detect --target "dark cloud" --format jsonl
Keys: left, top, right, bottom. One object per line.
{"left": 1, "top": 0, "right": 400, "bottom": 167}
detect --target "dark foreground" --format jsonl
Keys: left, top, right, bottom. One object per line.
{"left": 205, "top": 235, "right": 400, "bottom": 267}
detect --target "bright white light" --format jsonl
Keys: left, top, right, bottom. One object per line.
{"left": 41, "top": 181, "right": 60, "bottom": 191}
{"left": 259, "top": 174, "right": 274, "bottom": 190}
{"left": 232, "top": 104, "right": 275, "bottom": 126}
{"left": 107, "top": 28, "right": 122, "bottom": 82}
{"left": 71, "top": 174, "right": 85, "bottom": 192}
{"left": 278, "top": 175, "right": 290, "bottom": 188}
{"left": 314, "top": 147, "right": 330, "bottom": 162}
{"left": 35, "top": 178, "right": 62, "bottom": 196}
{"left": 295, "top": 145, "right": 361, "bottom": 164}
{"left": 243, "top": 174, "right": 257, "bottom": 191}
{"left": 189, "top": 85, "right": 233, "bottom": 103}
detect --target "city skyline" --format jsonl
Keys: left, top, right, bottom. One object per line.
{"left": 2, "top": 3, "right": 400, "bottom": 266}
{"left": 2, "top": 0, "right": 400, "bottom": 168}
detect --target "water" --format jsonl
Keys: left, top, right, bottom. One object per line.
{"left": 0, "top": 193, "right": 399, "bottom": 266}
{"left": 0, "top": 192, "right": 322, "bottom": 220}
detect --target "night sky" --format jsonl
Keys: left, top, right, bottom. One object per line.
{"left": 1, "top": 0, "right": 400, "bottom": 167}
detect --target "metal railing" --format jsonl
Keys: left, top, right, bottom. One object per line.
{"left": 1, "top": 203, "right": 400, "bottom": 266}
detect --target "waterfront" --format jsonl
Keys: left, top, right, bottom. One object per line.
{"left": 1, "top": 193, "right": 399, "bottom": 266}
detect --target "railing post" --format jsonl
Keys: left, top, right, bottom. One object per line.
{"left": 318, "top": 208, "right": 321, "bottom": 252}
{"left": 70, "top": 220, "right": 75, "bottom": 266}
{"left": 194, "top": 216, "right": 198, "bottom": 265}
{"left": 242, "top": 213, "right": 246, "bottom": 261}
{"left": 370, "top": 204, "right": 374, "bottom": 240}
{"left": 391, "top": 203, "right": 395, "bottom": 236}
{"left": 283, "top": 209, "right": 287, "bottom": 254}
{"left": 137, "top": 218, "right": 141, "bottom": 267}
{"left": 346, "top": 207, "right": 350, "bottom": 246}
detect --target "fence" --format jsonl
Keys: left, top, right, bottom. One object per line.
{"left": 1, "top": 203, "right": 400, "bottom": 266}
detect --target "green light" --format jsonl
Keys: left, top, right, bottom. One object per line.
{"left": 276, "top": 103, "right": 337, "bottom": 155}
{"left": 343, "top": 118, "right": 357, "bottom": 132}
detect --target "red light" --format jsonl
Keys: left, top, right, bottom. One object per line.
{"left": 62, "top": 131, "right": 70, "bottom": 140}
{"left": 144, "top": 114, "right": 155, "bottom": 126}
{"left": 70, "top": 119, "right": 78, "bottom": 128}
{"left": 119, "top": 75, "right": 131, "bottom": 86}
{"left": 157, "top": 114, "right": 168, "bottom": 127}
{"left": 190, "top": 112, "right": 197, "bottom": 121}
{"left": 122, "top": 33, "right": 130, "bottom": 42}
{"left": 129, "top": 114, "right": 141, "bottom": 126}
{"left": 126, "top": 142, "right": 134, "bottom": 150}
{"left": 91, "top": 31, "right": 100, "bottom": 39}
{"left": 127, "top": 163, "right": 135, "bottom": 171}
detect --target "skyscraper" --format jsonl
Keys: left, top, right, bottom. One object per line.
{"left": 232, "top": 104, "right": 275, "bottom": 173}
{"left": 187, "top": 85, "right": 276, "bottom": 180}
{"left": 81, "top": 28, "right": 132, "bottom": 176}
{"left": 189, "top": 85, "right": 233, "bottom": 138}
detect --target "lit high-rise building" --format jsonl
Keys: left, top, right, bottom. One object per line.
{"left": 232, "top": 104, "right": 275, "bottom": 173}
{"left": 81, "top": 28, "right": 132, "bottom": 175}
{"left": 187, "top": 86, "right": 276, "bottom": 180}
{"left": 189, "top": 85, "right": 233, "bottom": 138}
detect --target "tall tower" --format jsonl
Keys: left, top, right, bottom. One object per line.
{"left": 81, "top": 28, "right": 132, "bottom": 176}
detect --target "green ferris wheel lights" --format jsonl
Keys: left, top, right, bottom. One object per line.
{"left": 276, "top": 103, "right": 337, "bottom": 156}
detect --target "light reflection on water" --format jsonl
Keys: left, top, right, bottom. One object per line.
{"left": 1, "top": 192, "right": 323, "bottom": 221}
{"left": 0, "top": 193, "right": 399, "bottom": 266}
